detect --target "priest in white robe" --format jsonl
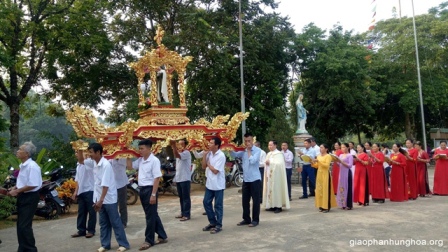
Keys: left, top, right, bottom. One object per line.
{"left": 263, "top": 140, "right": 290, "bottom": 213}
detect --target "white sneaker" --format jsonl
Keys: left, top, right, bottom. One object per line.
{"left": 116, "top": 246, "right": 127, "bottom": 252}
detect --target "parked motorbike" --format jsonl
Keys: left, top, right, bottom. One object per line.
{"left": 3, "top": 167, "right": 17, "bottom": 189}
{"left": 190, "top": 163, "right": 201, "bottom": 184}
{"left": 159, "top": 158, "right": 178, "bottom": 196}
{"left": 232, "top": 158, "right": 244, "bottom": 187}
{"left": 34, "top": 180, "right": 65, "bottom": 219}
{"left": 225, "top": 159, "right": 238, "bottom": 188}
{"left": 5, "top": 168, "right": 66, "bottom": 219}
{"left": 127, "top": 173, "right": 139, "bottom": 205}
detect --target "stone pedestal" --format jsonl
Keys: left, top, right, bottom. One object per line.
{"left": 292, "top": 133, "right": 313, "bottom": 184}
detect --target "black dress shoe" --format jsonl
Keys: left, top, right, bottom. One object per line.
{"left": 248, "top": 222, "right": 259, "bottom": 227}
{"left": 237, "top": 220, "right": 250, "bottom": 226}
{"left": 299, "top": 196, "right": 308, "bottom": 199}
{"left": 274, "top": 208, "right": 282, "bottom": 213}
{"left": 266, "top": 208, "right": 275, "bottom": 211}
{"left": 309, "top": 194, "right": 315, "bottom": 197}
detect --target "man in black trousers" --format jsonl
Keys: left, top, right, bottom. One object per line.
{"left": 9, "top": 141, "right": 42, "bottom": 252}
{"left": 231, "top": 133, "right": 262, "bottom": 227}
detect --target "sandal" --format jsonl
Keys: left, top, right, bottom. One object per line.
{"left": 175, "top": 215, "right": 183, "bottom": 218}
{"left": 202, "top": 224, "right": 216, "bottom": 231}
{"left": 139, "top": 243, "right": 151, "bottom": 251}
{"left": 179, "top": 217, "right": 190, "bottom": 221}
{"left": 97, "top": 247, "right": 109, "bottom": 252}
{"left": 116, "top": 246, "right": 127, "bottom": 252}
{"left": 155, "top": 238, "right": 168, "bottom": 245}
{"left": 210, "top": 227, "right": 222, "bottom": 234}
{"left": 71, "top": 232, "right": 84, "bottom": 238}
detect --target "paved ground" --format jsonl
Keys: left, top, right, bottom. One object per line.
{"left": 0, "top": 168, "right": 447, "bottom": 252}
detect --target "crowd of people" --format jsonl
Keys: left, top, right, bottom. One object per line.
{"left": 7, "top": 136, "right": 448, "bottom": 251}
{"left": 297, "top": 139, "right": 448, "bottom": 213}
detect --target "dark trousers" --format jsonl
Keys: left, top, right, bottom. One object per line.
{"left": 77, "top": 191, "right": 96, "bottom": 235}
{"left": 242, "top": 180, "right": 261, "bottom": 224}
{"left": 286, "top": 168, "right": 292, "bottom": 199}
{"left": 17, "top": 191, "right": 39, "bottom": 252}
{"left": 117, "top": 185, "right": 127, "bottom": 227}
{"left": 259, "top": 168, "right": 264, "bottom": 201}
{"left": 203, "top": 188, "right": 224, "bottom": 228}
{"left": 140, "top": 186, "right": 167, "bottom": 246}
{"left": 176, "top": 181, "right": 191, "bottom": 218}
{"left": 301, "top": 164, "right": 316, "bottom": 197}
{"left": 385, "top": 166, "right": 391, "bottom": 186}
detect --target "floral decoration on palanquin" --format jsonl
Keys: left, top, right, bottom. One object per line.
{"left": 56, "top": 178, "right": 77, "bottom": 212}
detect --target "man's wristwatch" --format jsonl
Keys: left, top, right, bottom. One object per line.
{"left": 151, "top": 193, "right": 156, "bottom": 197}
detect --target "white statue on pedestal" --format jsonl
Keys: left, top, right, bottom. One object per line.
{"left": 157, "top": 68, "right": 168, "bottom": 103}
{"left": 296, "top": 93, "right": 308, "bottom": 134}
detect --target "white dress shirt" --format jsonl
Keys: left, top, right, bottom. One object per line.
{"left": 192, "top": 150, "right": 204, "bottom": 159}
{"left": 282, "top": 149, "right": 294, "bottom": 169}
{"left": 93, "top": 157, "right": 117, "bottom": 204}
{"left": 174, "top": 150, "right": 192, "bottom": 183}
{"left": 312, "top": 145, "right": 320, "bottom": 155}
{"left": 132, "top": 154, "right": 162, "bottom": 186}
{"left": 17, "top": 158, "right": 42, "bottom": 192}
{"left": 109, "top": 159, "right": 128, "bottom": 189}
{"left": 75, "top": 162, "right": 94, "bottom": 195}
{"left": 205, "top": 150, "right": 226, "bottom": 191}
{"left": 259, "top": 149, "right": 267, "bottom": 168}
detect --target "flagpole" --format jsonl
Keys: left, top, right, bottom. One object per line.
{"left": 239, "top": 0, "right": 246, "bottom": 138}
{"left": 411, "top": 0, "right": 427, "bottom": 151}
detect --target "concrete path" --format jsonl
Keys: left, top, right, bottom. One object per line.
{"left": 0, "top": 168, "right": 447, "bottom": 252}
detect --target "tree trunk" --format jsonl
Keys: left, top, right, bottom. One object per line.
{"left": 9, "top": 101, "right": 20, "bottom": 152}
{"left": 356, "top": 124, "right": 362, "bottom": 145}
{"left": 405, "top": 113, "right": 413, "bottom": 139}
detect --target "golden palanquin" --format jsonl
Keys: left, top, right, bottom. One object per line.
{"left": 66, "top": 26, "right": 248, "bottom": 158}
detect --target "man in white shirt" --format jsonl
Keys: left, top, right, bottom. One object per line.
{"left": 110, "top": 159, "right": 129, "bottom": 228}
{"left": 71, "top": 148, "right": 96, "bottom": 238}
{"left": 201, "top": 137, "right": 226, "bottom": 234}
{"left": 255, "top": 141, "right": 266, "bottom": 203}
{"left": 9, "top": 141, "right": 42, "bottom": 252}
{"left": 281, "top": 142, "right": 294, "bottom": 201}
{"left": 311, "top": 137, "right": 320, "bottom": 185}
{"left": 127, "top": 139, "right": 168, "bottom": 250}
{"left": 311, "top": 137, "right": 320, "bottom": 153}
{"left": 171, "top": 139, "right": 192, "bottom": 221}
{"left": 88, "top": 143, "right": 129, "bottom": 252}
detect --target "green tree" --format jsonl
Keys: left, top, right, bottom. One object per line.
{"left": 293, "top": 24, "right": 383, "bottom": 144}
{"left": 0, "top": 0, "right": 130, "bottom": 151}
{"left": 104, "top": 0, "right": 297, "bottom": 145}
{"left": 265, "top": 108, "right": 295, "bottom": 149}
{"left": 369, "top": 2, "right": 448, "bottom": 139}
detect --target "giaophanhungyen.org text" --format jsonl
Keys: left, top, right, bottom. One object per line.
{"left": 349, "top": 238, "right": 444, "bottom": 248}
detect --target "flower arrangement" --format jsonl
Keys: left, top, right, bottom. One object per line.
{"left": 138, "top": 93, "right": 152, "bottom": 112}
{"left": 56, "top": 178, "right": 77, "bottom": 212}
